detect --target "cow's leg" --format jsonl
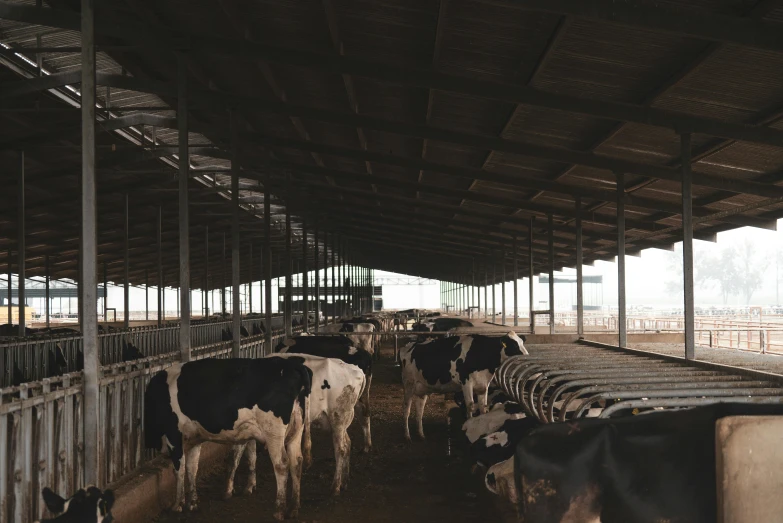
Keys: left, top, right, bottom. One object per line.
{"left": 285, "top": 417, "right": 304, "bottom": 518}
{"left": 414, "top": 395, "right": 429, "bottom": 440}
{"left": 342, "top": 432, "right": 352, "bottom": 491}
{"left": 266, "top": 437, "right": 289, "bottom": 521}
{"left": 331, "top": 429, "right": 347, "bottom": 496}
{"left": 479, "top": 383, "right": 490, "bottom": 415}
{"left": 244, "top": 441, "right": 257, "bottom": 495}
{"left": 462, "top": 382, "right": 476, "bottom": 419}
{"left": 403, "top": 386, "right": 414, "bottom": 442}
{"left": 360, "top": 375, "right": 373, "bottom": 451}
{"left": 184, "top": 443, "right": 202, "bottom": 511}
{"left": 172, "top": 455, "right": 187, "bottom": 512}
{"left": 224, "top": 443, "right": 246, "bottom": 500}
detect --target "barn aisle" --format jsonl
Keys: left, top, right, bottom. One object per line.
{"left": 152, "top": 342, "right": 515, "bottom": 523}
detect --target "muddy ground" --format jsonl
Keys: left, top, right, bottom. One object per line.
{"left": 152, "top": 343, "right": 516, "bottom": 523}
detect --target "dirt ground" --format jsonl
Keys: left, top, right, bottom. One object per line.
{"left": 152, "top": 343, "right": 516, "bottom": 523}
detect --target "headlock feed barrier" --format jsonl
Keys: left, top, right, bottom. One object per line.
{"left": 496, "top": 340, "right": 783, "bottom": 424}
{"left": 0, "top": 320, "right": 303, "bottom": 523}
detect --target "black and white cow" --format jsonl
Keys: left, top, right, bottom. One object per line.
{"left": 227, "top": 353, "right": 365, "bottom": 497}
{"left": 400, "top": 332, "right": 527, "bottom": 441}
{"left": 276, "top": 335, "right": 373, "bottom": 452}
{"left": 513, "top": 403, "right": 783, "bottom": 522}
{"left": 462, "top": 402, "right": 527, "bottom": 444}
{"left": 144, "top": 357, "right": 311, "bottom": 520}
{"left": 322, "top": 322, "right": 376, "bottom": 355}
{"left": 36, "top": 486, "right": 114, "bottom": 523}
{"left": 470, "top": 416, "right": 541, "bottom": 469}
{"left": 454, "top": 388, "right": 512, "bottom": 418}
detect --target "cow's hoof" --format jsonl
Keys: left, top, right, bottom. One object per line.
{"left": 222, "top": 491, "right": 234, "bottom": 500}
{"left": 243, "top": 485, "right": 256, "bottom": 496}
{"left": 273, "top": 510, "right": 285, "bottom": 521}
{"left": 186, "top": 502, "right": 198, "bottom": 512}
{"left": 286, "top": 508, "right": 299, "bottom": 519}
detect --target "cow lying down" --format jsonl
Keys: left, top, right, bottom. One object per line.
{"left": 144, "top": 358, "right": 311, "bottom": 520}
{"left": 227, "top": 354, "right": 365, "bottom": 498}
{"left": 401, "top": 332, "right": 526, "bottom": 441}
{"left": 489, "top": 403, "right": 783, "bottom": 522}
{"left": 36, "top": 486, "right": 114, "bottom": 523}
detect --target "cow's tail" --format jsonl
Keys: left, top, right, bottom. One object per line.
{"left": 296, "top": 364, "right": 313, "bottom": 468}
{"left": 144, "top": 370, "right": 170, "bottom": 451}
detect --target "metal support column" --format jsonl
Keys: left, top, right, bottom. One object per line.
{"left": 576, "top": 197, "right": 584, "bottom": 337}
{"left": 221, "top": 233, "right": 226, "bottom": 317}
{"left": 331, "top": 235, "right": 336, "bottom": 324}
{"left": 17, "top": 151, "right": 25, "bottom": 336}
{"left": 45, "top": 255, "right": 50, "bottom": 328}
{"left": 204, "top": 227, "right": 209, "bottom": 318}
{"left": 513, "top": 237, "right": 518, "bottom": 327}
{"left": 81, "top": 0, "right": 99, "bottom": 486}
{"left": 492, "top": 264, "right": 496, "bottom": 320}
{"left": 145, "top": 269, "right": 149, "bottom": 321}
{"left": 501, "top": 252, "right": 506, "bottom": 326}
{"left": 548, "top": 214, "right": 555, "bottom": 335}
{"left": 314, "top": 226, "right": 320, "bottom": 332}
{"left": 284, "top": 191, "right": 292, "bottom": 337}
{"left": 616, "top": 172, "right": 627, "bottom": 347}
{"left": 323, "top": 231, "right": 329, "bottom": 325}
{"left": 264, "top": 176, "right": 272, "bottom": 353}
{"left": 178, "top": 58, "right": 191, "bottom": 359}
{"left": 231, "top": 113, "right": 241, "bottom": 358}
{"left": 529, "top": 218, "right": 535, "bottom": 334}
{"left": 248, "top": 244, "right": 252, "bottom": 315}
{"left": 157, "top": 207, "right": 163, "bottom": 327}
{"left": 682, "top": 133, "right": 695, "bottom": 360}
{"left": 302, "top": 221, "right": 309, "bottom": 332}
{"left": 484, "top": 266, "right": 488, "bottom": 318}
{"left": 123, "top": 193, "right": 129, "bottom": 329}
{"left": 6, "top": 247, "right": 11, "bottom": 326}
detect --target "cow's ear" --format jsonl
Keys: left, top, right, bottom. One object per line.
{"left": 42, "top": 488, "right": 66, "bottom": 514}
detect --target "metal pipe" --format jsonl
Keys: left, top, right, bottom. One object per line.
{"left": 576, "top": 197, "right": 584, "bottom": 337}
{"left": 314, "top": 226, "right": 320, "bottom": 332}
{"left": 124, "top": 193, "right": 129, "bottom": 329}
{"left": 45, "top": 254, "right": 50, "bottom": 328}
{"left": 513, "top": 237, "right": 518, "bottom": 327}
{"left": 617, "top": 172, "right": 627, "bottom": 347}
{"left": 204, "top": 226, "right": 209, "bottom": 318}
{"left": 492, "top": 263, "right": 496, "bottom": 320}
{"left": 331, "top": 234, "right": 336, "bottom": 324}
{"left": 248, "top": 244, "right": 252, "bottom": 314}
{"left": 81, "top": 0, "right": 99, "bottom": 485}
{"left": 529, "top": 217, "right": 535, "bottom": 334}
{"left": 264, "top": 176, "right": 272, "bottom": 353}
{"left": 284, "top": 185, "right": 292, "bottom": 337}
{"left": 157, "top": 207, "right": 162, "bottom": 327}
{"left": 324, "top": 230, "right": 329, "bottom": 324}
{"left": 178, "top": 57, "right": 191, "bottom": 359}
{"left": 484, "top": 266, "right": 488, "bottom": 319}
{"left": 145, "top": 269, "right": 149, "bottom": 320}
{"left": 501, "top": 252, "right": 506, "bottom": 326}
{"left": 548, "top": 214, "right": 555, "bottom": 335}
{"left": 231, "top": 113, "right": 241, "bottom": 357}
{"left": 303, "top": 221, "right": 309, "bottom": 331}
{"left": 17, "top": 150, "right": 25, "bottom": 337}
{"left": 222, "top": 232, "right": 226, "bottom": 317}
{"left": 682, "top": 133, "right": 695, "bottom": 360}
{"left": 6, "top": 247, "right": 10, "bottom": 327}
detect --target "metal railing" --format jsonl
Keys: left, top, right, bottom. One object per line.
{"left": 495, "top": 341, "right": 783, "bottom": 425}
{"left": 0, "top": 321, "right": 303, "bottom": 523}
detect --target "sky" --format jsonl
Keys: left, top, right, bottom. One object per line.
{"left": 15, "top": 218, "right": 783, "bottom": 316}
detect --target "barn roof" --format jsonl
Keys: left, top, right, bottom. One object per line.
{"left": 1, "top": 0, "right": 783, "bottom": 286}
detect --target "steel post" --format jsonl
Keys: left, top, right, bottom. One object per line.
{"left": 178, "top": 58, "right": 191, "bottom": 358}
{"left": 145, "top": 269, "right": 149, "bottom": 320}
{"left": 682, "top": 133, "right": 695, "bottom": 360}
{"left": 6, "top": 247, "right": 10, "bottom": 326}
{"left": 501, "top": 253, "right": 506, "bottom": 325}
{"left": 314, "top": 226, "right": 320, "bottom": 332}
{"left": 324, "top": 230, "right": 329, "bottom": 323}
{"left": 157, "top": 207, "right": 162, "bottom": 327}
{"left": 124, "top": 193, "right": 129, "bottom": 328}
{"left": 284, "top": 188, "right": 292, "bottom": 337}
{"left": 303, "top": 221, "right": 309, "bottom": 331}
{"left": 492, "top": 263, "right": 496, "bottom": 320}
{"left": 513, "top": 237, "right": 518, "bottom": 327}
{"left": 264, "top": 176, "right": 272, "bottom": 353}
{"left": 576, "top": 197, "right": 584, "bottom": 337}
{"left": 231, "top": 113, "right": 241, "bottom": 357}
{"left": 45, "top": 254, "right": 50, "bottom": 328}
{"left": 331, "top": 234, "right": 336, "bottom": 324}
{"left": 80, "top": 0, "right": 99, "bottom": 485}
{"left": 17, "top": 150, "right": 25, "bottom": 337}
{"left": 248, "top": 244, "right": 252, "bottom": 314}
{"left": 529, "top": 217, "right": 535, "bottom": 334}
{"left": 484, "top": 266, "right": 488, "bottom": 318}
{"left": 617, "top": 172, "right": 627, "bottom": 347}
{"left": 204, "top": 226, "right": 209, "bottom": 318}
{"left": 102, "top": 262, "right": 107, "bottom": 322}
{"left": 548, "top": 214, "right": 555, "bottom": 335}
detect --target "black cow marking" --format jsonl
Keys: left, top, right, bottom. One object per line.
{"left": 322, "top": 379, "right": 331, "bottom": 390}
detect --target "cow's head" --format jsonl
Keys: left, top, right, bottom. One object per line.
{"left": 500, "top": 332, "right": 528, "bottom": 358}
{"left": 38, "top": 486, "right": 115, "bottom": 523}
{"left": 339, "top": 323, "right": 355, "bottom": 333}
{"left": 484, "top": 458, "right": 518, "bottom": 505}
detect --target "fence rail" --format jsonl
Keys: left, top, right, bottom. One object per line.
{"left": 0, "top": 320, "right": 303, "bottom": 523}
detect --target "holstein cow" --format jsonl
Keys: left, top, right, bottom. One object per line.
{"left": 400, "top": 332, "right": 527, "bottom": 441}
{"left": 144, "top": 357, "right": 311, "bottom": 520}
{"left": 36, "top": 486, "right": 114, "bottom": 523}
{"left": 470, "top": 416, "right": 541, "bottom": 470}
{"left": 462, "top": 402, "right": 527, "bottom": 444}
{"left": 513, "top": 403, "right": 783, "bottom": 522}
{"left": 323, "top": 322, "right": 376, "bottom": 356}
{"left": 227, "top": 353, "right": 365, "bottom": 497}
{"left": 454, "top": 388, "right": 512, "bottom": 418}
{"left": 276, "top": 335, "right": 373, "bottom": 452}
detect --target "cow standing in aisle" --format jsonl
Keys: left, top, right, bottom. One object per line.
{"left": 144, "top": 357, "right": 311, "bottom": 520}
{"left": 276, "top": 335, "right": 373, "bottom": 452}
{"left": 400, "top": 332, "right": 526, "bottom": 441}
{"left": 226, "top": 353, "right": 365, "bottom": 497}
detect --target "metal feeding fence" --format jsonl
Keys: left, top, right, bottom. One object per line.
{"left": 0, "top": 322, "right": 301, "bottom": 523}
{"left": 496, "top": 340, "right": 783, "bottom": 424}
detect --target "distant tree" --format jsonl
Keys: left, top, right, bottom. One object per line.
{"left": 735, "top": 238, "right": 768, "bottom": 305}
{"left": 697, "top": 245, "right": 740, "bottom": 304}
{"left": 664, "top": 245, "right": 684, "bottom": 300}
